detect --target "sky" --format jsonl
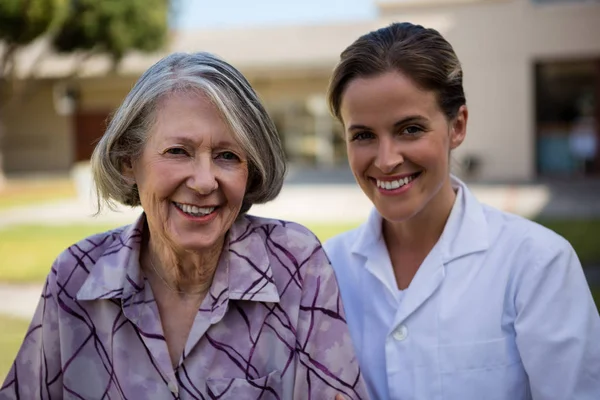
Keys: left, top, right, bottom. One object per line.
{"left": 172, "top": 0, "right": 377, "bottom": 30}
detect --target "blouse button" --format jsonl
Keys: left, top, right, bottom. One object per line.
{"left": 392, "top": 325, "right": 408, "bottom": 341}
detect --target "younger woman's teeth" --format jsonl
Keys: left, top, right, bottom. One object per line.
{"left": 376, "top": 174, "right": 417, "bottom": 190}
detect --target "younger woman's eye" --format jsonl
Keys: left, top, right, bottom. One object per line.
{"left": 216, "top": 151, "right": 240, "bottom": 161}
{"left": 350, "top": 131, "right": 375, "bottom": 141}
{"left": 402, "top": 126, "right": 425, "bottom": 136}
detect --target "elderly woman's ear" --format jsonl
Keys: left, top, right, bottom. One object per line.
{"left": 120, "top": 157, "right": 140, "bottom": 207}
{"left": 121, "top": 157, "right": 136, "bottom": 185}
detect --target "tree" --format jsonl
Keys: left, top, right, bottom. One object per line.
{"left": 52, "top": 0, "right": 170, "bottom": 65}
{"left": 0, "top": 0, "right": 67, "bottom": 76}
{"left": 0, "top": 0, "right": 173, "bottom": 186}
{"left": 0, "top": 0, "right": 67, "bottom": 187}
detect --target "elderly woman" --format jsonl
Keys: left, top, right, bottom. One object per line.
{"left": 1, "top": 52, "right": 368, "bottom": 399}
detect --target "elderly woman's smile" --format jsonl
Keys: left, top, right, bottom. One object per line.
{"left": 128, "top": 92, "right": 248, "bottom": 254}
{"left": 172, "top": 202, "right": 216, "bottom": 218}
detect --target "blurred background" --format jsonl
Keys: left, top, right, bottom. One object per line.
{"left": 1, "top": 0, "right": 599, "bottom": 381}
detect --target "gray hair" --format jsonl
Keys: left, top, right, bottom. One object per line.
{"left": 91, "top": 52, "right": 286, "bottom": 214}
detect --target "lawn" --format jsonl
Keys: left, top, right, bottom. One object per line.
{"left": 0, "top": 222, "right": 359, "bottom": 283}
{"left": 304, "top": 221, "right": 361, "bottom": 242}
{"left": 0, "top": 219, "right": 598, "bottom": 283}
{"left": 0, "top": 315, "right": 30, "bottom": 383}
{"left": 0, "top": 221, "right": 598, "bottom": 384}
{"left": 0, "top": 178, "right": 76, "bottom": 211}
{"left": 0, "top": 224, "right": 120, "bottom": 282}
{"left": 535, "top": 219, "right": 600, "bottom": 266}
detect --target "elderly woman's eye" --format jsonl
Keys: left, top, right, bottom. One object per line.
{"left": 166, "top": 147, "right": 188, "bottom": 156}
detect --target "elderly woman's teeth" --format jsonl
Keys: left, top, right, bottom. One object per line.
{"left": 175, "top": 202, "right": 215, "bottom": 216}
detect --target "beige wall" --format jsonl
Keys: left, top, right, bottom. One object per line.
{"left": 77, "top": 77, "right": 134, "bottom": 111}
{"left": 5, "top": 0, "right": 600, "bottom": 181}
{"left": 2, "top": 81, "right": 72, "bottom": 173}
{"left": 379, "top": 0, "right": 600, "bottom": 181}
{"left": 0, "top": 74, "right": 331, "bottom": 174}
{"left": 251, "top": 74, "right": 331, "bottom": 103}
{"left": 2, "top": 77, "right": 133, "bottom": 174}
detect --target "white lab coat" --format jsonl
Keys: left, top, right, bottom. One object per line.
{"left": 324, "top": 177, "right": 600, "bottom": 400}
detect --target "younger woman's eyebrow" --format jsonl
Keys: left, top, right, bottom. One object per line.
{"left": 347, "top": 123, "right": 373, "bottom": 132}
{"left": 393, "top": 115, "right": 428, "bottom": 128}
{"left": 348, "top": 115, "right": 428, "bottom": 132}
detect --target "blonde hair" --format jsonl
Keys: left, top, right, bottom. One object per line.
{"left": 91, "top": 52, "right": 286, "bottom": 214}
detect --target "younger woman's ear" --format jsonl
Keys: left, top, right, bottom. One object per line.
{"left": 449, "top": 105, "right": 468, "bottom": 150}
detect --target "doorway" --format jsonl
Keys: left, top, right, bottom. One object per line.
{"left": 535, "top": 59, "right": 600, "bottom": 177}
{"left": 74, "top": 110, "right": 111, "bottom": 162}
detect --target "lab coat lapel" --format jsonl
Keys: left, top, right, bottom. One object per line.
{"left": 352, "top": 208, "right": 399, "bottom": 301}
{"left": 353, "top": 176, "right": 490, "bottom": 326}
{"left": 392, "top": 176, "right": 489, "bottom": 325}
{"left": 393, "top": 247, "right": 445, "bottom": 326}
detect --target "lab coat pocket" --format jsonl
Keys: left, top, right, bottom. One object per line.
{"left": 437, "top": 337, "right": 528, "bottom": 400}
{"left": 206, "top": 370, "right": 283, "bottom": 399}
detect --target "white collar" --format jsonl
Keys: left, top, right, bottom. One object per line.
{"left": 351, "top": 175, "right": 489, "bottom": 264}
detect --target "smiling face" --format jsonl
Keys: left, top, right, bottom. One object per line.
{"left": 340, "top": 71, "right": 467, "bottom": 224}
{"left": 125, "top": 92, "right": 248, "bottom": 254}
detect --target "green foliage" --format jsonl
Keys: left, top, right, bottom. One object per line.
{"left": 52, "top": 0, "right": 170, "bottom": 62}
{"left": 0, "top": 0, "right": 67, "bottom": 45}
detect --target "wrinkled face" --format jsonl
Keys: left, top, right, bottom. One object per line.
{"left": 126, "top": 92, "right": 248, "bottom": 254}
{"left": 340, "top": 71, "right": 466, "bottom": 223}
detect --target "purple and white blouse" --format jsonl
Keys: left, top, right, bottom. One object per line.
{"left": 1, "top": 214, "right": 368, "bottom": 399}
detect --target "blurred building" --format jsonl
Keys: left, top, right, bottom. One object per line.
{"left": 1, "top": 0, "right": 599, "bottom": 181}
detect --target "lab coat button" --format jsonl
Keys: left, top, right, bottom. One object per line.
{"left": 392, "top": 325, "right": 408, "bottom": 341}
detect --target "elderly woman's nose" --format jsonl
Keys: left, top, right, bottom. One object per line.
{"left": 187, "top": 159, "right": 218, "bottom": 194}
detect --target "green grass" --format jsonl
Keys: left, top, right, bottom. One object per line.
{"left": 310, "top": 218, "right": 600, "bottom": 267}
{"left": 593, "top": 288, "right": 600, "bottom": 307}
{"left": 305, "top": 221, "right": 362, "bottom": 242}
{"left": 0, "top": 222, "right": 598, "bottom": 384}
{"left": 0, "top": 224, "right": 120, "bottom": 282}
{"left": 0, "top": 178, "right": 76, "bottom": 211}
{"left": 0, "top": 222, "right": 359, "bottom": 283}
{"left": 534, "top": 219, "right": 600, "bottom": 266}
{"left": 0, "top": 315, "right": 29, "bottom": 382}
{"left": 0, "top": 219, "right": 597, "bottom": 284}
